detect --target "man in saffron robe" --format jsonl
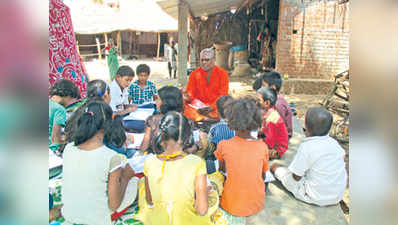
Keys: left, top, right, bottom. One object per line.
{"left": 184, "top": 48, "right": 229, "bottom": 122}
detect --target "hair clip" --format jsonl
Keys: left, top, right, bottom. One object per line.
{"left": 97, "top": 88, "right": 103, "bottom": 97}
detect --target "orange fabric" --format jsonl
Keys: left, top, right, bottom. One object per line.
{"left": 215, "top": 136, "right": 269, "bottom": 217}
{"left": 184, "top": 65, "right": 229, "bottom": 121}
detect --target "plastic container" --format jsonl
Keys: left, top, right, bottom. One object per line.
{"left": 231, "top": 45, "right": 247, "bottom": 51}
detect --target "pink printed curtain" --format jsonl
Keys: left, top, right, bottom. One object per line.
{"left": 49, "top": 0, "right": 88, "bottom": 98}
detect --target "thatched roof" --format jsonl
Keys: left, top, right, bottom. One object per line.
{"left": 64, "top": 0, "right": 177, "bottom": 34}
{"left": 156, "top": 0, "right": 248, "bottom": 19}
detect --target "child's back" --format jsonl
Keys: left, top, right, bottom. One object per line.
{"left": 288, "top": 135, "right": 346, "bottom": 205}
{"left": 215, "top": 136, "right": 268, "bottom": 216}
{"left": 214, "top": 97, "right": 268, "bottom": 217}
{"left": 137, "top": 154, "right": 211, "bottom": 224}
{"left": 62, "top": 143, "right": 119, "bottom": 225}
{"left": 275, "top": 93, "right": 293, "bottom": 137}
{"left": 208, "top": 120, "right": 235, "bottom": 145}
{"left": 208, "top": 95, "right": 235, "bottom": 145}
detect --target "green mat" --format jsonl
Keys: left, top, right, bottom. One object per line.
{"left": 49, "top": 178, "right": 143, "bottom": 225}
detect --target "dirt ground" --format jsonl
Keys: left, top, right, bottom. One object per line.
{"left": 85, "top": 59, "right": 350, "bottom": 222}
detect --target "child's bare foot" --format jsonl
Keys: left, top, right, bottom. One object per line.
{"left": 49, "top": 204, "right": 63, "bottom": 222}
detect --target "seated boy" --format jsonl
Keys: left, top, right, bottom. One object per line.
{"left": 109, "top": 65, "right": 137, "bottom": 115}
{"left": 49, "top": 79, "right": 80, "bottom": 154}
{"left": 206, "top": 95, "right": 235, "bottom": 173}
{"left": 270, "top": 107, "right": 347, "bottom": 206}
{"left": 128, "top": 64, "right": 158, "bottom": 105}
{"left": 254, "top": 72, "right": 293, "bottom": 138}
{"left": 208, "top": 95, "right": 235, "bottom": 146}
{"left": 256, "top": 87, "right": 289, "bottom": 159}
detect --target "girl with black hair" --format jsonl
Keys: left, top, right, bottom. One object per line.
{"left": 61, "top": 101, "right": 138, "bottom": 225}
{"left": 138, "top": 85, "right": 204, "bottom": 156}
{"left": 49, "top": 79, "right": 80, "bottom": 154}
{"left": 139, "top": 86, "right": 184, "bottom": 152}
{"left": 214, "top": 97, "right": 269, "bottom": 224}
{"left": 135, "top": 112, "right": 213, "bottom": 225}
{"left": 65, "top": 80, "right": 111, "bottom": 143}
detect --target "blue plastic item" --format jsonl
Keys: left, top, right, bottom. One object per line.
{"left": 231, "top": 45, "right": 247, "bottom": 51}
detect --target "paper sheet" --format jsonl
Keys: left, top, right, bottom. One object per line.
{"left": 127, "top": 133, "right": 145, "bottom": 149}
{"left": 264, "top": 171, "right": 276, "bottom": 183}
{"left": 128, "top": 151, "right": 154, "bottom": 173}
{"left": 124, "top": 108, "right": 154, "bottom": 121}
{"left": 49, "top": 149, "right": 63, "bottom": 169}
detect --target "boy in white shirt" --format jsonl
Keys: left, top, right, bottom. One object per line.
{"left": 109, "top": 65, "right": 137, "bottom": 115}
{"left": 270, "top": 107, "right": 347, "bottom": 206}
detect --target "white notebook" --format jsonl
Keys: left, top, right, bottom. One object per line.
{"left": 124, "top": 108, "right": 154, "bottom": 121}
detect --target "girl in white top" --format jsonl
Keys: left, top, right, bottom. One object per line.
{"left": 62, "top": 100, "right": 137, "bottom": 225}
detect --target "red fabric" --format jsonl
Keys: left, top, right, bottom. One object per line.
{"left": 134, "top": 173, "right": 145, "bottom": 179}
{"left": 105, "top": 46, "right": 110, "bottom": 50}
{"left": 110, "top": 172, "right": 144, "bottom": 221}
{"left": 262, "top": 107, "right": 289, "bottom": 157}
{"left": 185, "top": 65, "right": 229, "bottom": 121}
{"left": 49, "top": 0, "right": 88, "bottom": 98}
{"left": 111, "top": 207, "right": 129, "bottom": 221}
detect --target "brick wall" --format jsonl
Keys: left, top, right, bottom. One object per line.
{"left": 276, "top": 0, "right": 349, "bottom": 79}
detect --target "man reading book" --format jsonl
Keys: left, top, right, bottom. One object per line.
{"left": 184, "top": 48, "right": 229, "bottom": 122}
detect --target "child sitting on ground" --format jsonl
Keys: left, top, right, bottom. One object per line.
{"left": 206, "top": 95, "right": 235, "bottom": 173}
{"left": 128, "top": 64, "right": 158, "bottom": 105}
{"left": 270, "top": 107, "right": 347, "bottom": 206}
{"left": 135, "top": 112, "right": 213, "bottom": 225}
{"left": 62, "top": 101, "right": 138, "bottom": 225}
{"left": 261, "top": 72, "right": 293, "bottom": 138}
{"left": 208, "top": 95, "right": 235, "bottom": 146}
{"left": 214, "top": 97, "right": 269, "bottom": 224}
{"left": 109, "top": 65, "right": 137, "bottom": 115}
{"left": 49, "top": 79, "right": 80, "bottom": 154}
{"left": 65, "top": 79, "right": 111, "bottom": 144}
{"left": 253, "top": 72, "right": 293, "bottom": 138}
{"left": 256, "top": 87, "right": 289, "bottom": 159}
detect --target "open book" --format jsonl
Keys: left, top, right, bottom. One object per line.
{"left": 124, "top": 108, "right": 155, "bottom": 121}
{"left": 188, "top": 98, "right": 209, "bottom": 110}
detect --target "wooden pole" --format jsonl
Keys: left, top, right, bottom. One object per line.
{"left": 117, "top": 31, "right": 121, "bottom": 57}
{"left": 76, "top": 40, "right": 80, "bottom": 55}
{"left": 129, "top": 31, "right": 133, "bottom": 56}
{"left": 104, "top": 33, "right": 108, "bottom": 46}
{"left": 104, "top": 33, "right": 108, "bottom": 60}
{"left": 157, "top": 32, "right": 161, "bottom": 58}
{"left": 95, "top": 37, "right": 102, "bottom": 60}
{"left": 177, "top": 0, "right": 189, "bottom": 85}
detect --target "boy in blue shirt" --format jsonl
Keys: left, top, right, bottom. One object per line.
{"left": 206, "top": 95, "right": 235, "bottom": 173}
{"left": 208, "top": 95, "right": 235, "bottom": 145}
{"left": 128, "top": 64, "right": 158, "bottom": 105}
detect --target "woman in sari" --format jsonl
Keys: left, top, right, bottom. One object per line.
{"left": 103, "top": 38, "right": 119, "bottom": 81}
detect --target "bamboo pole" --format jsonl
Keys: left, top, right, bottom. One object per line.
{"left": 104, "top": 33, "right": 108, "bottom": 46}
{"left": 104, "top": 33, "right": 108, "bottom": 60}
{"left": 95, "top": 37, "right": 102, "bottom": 60}
{"left": 76, "top": 40, "right": 80, "bottom": 55}
{"left": 157, "top": 32, "right": 161, "bottom": 58}
{"left": 117, "top": 31, "right": 121, "bottom": 57}
{"left": 129, "top": 31, "right": 133, "bottom": 56}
